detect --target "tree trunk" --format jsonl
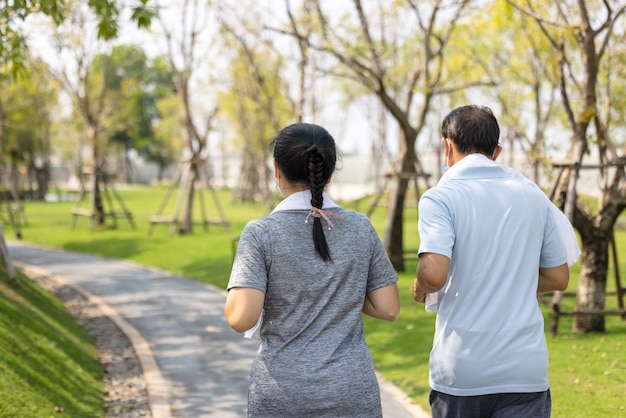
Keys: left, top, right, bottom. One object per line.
{"left": 0, "top": 104, "right": 5, "bottom": 182}
{"left": 124, "top": 144, "right": 133, "bottom": 183}
{"left": 383, "top": 132, "right": 417, "bottom": 272}
{"left": 89, "top": 122, "right": 106, "bottom": 225}
{"left": 180, "top": 161, "right": 198, "bottom": 234}
{"left": 235, "top": 147, "right": 262, "bottom": 203}
{"left": 383, "top": 172, "right": 408, "bottom": 271}
{"left": 92, "top": 171, "right": 105, "bottom": 225}
{"left": 574, "top": 231, "right": 609, "bottom": 332}
{"left": 34, "top": 162, "right": 50, "bottom": 200}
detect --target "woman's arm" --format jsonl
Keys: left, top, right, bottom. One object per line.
{"left": 224, "top": 287, "right": 265, "bottom": 333}
{"left": 362, "top": 283, "right": 400, "bottom": 321}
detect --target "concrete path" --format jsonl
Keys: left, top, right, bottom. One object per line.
{"left": 7, "top": 242, "right": 429, "bottom": 418}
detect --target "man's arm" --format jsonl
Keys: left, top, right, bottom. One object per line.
{"left": 413, "top": 252, "right": 450, "bottom": 303}
{"left": 538, "top": 263, "right": 569, "bottom": 293}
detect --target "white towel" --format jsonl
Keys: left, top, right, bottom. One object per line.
{"left": 505, "top": 166, "right": 581, "bottom": 267}
{"left": 243, "top": 310, "right": 263, "bottom": 340}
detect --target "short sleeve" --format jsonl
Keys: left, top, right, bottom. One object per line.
{"left": 366, "top": 223, "right": 398, "bottom": 293}
{"left": 417, "top": 191, "right": 455, "bottom": 259}
{"left": 540, "top": 204, "right": 568, "bottom": 268}
{"left": 227, "top": 220, "right": 269, "bottom": 293}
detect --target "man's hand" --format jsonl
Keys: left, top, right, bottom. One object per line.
{"left": 412, "top": 279, "right": 427, "bottom": 303}
{"left": 413, "top": 253, "right": 450, "bottom": 304}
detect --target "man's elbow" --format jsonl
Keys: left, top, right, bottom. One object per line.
{"left": 554, "top": 276, "right": 570, "bottom": 291}
{"left": 538, "top": 264, "right": 570, "bottom": 292}
{"left": 417, "top": 272, "right": 446, "bottom": 293}
{"left": 554, "top": 264, "right": 570, "bottom": 291}
{"left": 423, "top": 276, "right": 445, "bottom": 291}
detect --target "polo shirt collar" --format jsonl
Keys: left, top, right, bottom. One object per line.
{"left": 439, "top": 153, "right": 505, "bottom": 184}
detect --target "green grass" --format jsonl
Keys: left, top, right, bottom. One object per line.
{"left": 7, "top": 185, "right": 626, "bottom": 417}
{"left": 0, "top": 269, "right": 104, "bottom": 417}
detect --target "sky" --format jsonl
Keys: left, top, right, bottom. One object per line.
{"left": 20, "top": 0, "right": 563, "bottom": 161}
{"left": 116, "top": 0, "right": 384, "bottom": 156}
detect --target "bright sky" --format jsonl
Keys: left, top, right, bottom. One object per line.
{"left": 21, "top": 1, "right": 551, "bottom": 159}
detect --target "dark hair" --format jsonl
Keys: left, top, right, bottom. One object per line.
{"left": 441, "top": 105, "right": 500, "bottom": 155}
{"left": 271, "top": 123, "right": 337, "bottom": 262}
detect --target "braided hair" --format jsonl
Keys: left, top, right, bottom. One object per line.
{"left": 271, "top": 123, "right": 338, "bottom": 262}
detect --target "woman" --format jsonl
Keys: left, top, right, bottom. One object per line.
{"left": 225, "top": 122, "right": 400, "bottom": 417}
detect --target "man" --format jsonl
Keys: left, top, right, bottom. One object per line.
{"left": 413, "top": 105, "right": 570, "bottom": 418}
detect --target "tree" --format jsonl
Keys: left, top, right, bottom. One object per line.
{"left": 456, "top": 1, "right": 562, "bottom": 183}
{"left": 151, "top": 94, "right": 184, "bottom": 181}
{"left": 1, "top": 0, "right": 154, "bottom": 75}
{"left": 281, "top": 0, "right": 476, "bottom": 270}
{"left": 153, "top": 0, "right": 221, "bottom": 234}
{"left": 217, "top": 4, "right": 296, "bottom": 203}
{"left": 217, "top": 45, "right": 293, "bottom": 203}
{"left": 0, "top": 0, "right": 156, "bottom": 230}
{"left": 101, "top": 45, "right": 176, "bottom": 183}
{"left": 508, "top": 0, "right": 626, "bottom": 332}
{"left": 135, "top": 55, "right": 179, "bottom": 176}
{"left": 49, "top": 2, "right": 130, "bottom": 226}
{"left": 95, "top": 44, "right": 145, "bottom": 182}
{"left": 0, "top": 58, "right": 58, "bottom": 200}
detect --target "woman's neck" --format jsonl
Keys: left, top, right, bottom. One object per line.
{"left": 279, "top": 181, "right": 309, "bottom": 198}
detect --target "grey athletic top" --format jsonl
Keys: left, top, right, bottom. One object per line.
{"left": 228, "top": 192, "right": 397, "bottom": 417}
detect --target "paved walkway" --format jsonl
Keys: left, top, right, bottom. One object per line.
{"left": 7, "top": 242, "right": 429, "bottom": 418}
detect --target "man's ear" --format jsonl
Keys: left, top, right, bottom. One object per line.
{"left": 442, "top": 137, "right": 451, "bottom": 158}
{"left": 273, "top": 160, "right": 280, "bottom": 180}
{"left": 491, "top": 145, "right": 503, "bottom": 161}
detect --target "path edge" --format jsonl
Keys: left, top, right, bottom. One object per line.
{"left": 16, "top": 263, "right": 173, "bottom": 418}
{"left": 377, "top": 372, "right": 431, "bottom": 418}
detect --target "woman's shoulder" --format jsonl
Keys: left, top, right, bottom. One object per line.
{"left": 241, "top": 215, "right": 277, "bottom": 235}
{"left": 335, "top": 207, "right": 368, "bottom": 220}
{"left": 332, "top": 208, "right": 376, "bottom": 230}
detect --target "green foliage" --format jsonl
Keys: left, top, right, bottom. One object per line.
{"left": 0, "top": 0, "right": 154, "bottom": 75}
{"left": 217, "top": 36, "right": 294, "bottom": 200}
{"left": 218, "top": 39, "right": 293, "bottom": 143}
{"left": 0, "top": 271, "right": 104, "bottom": 417}
{"left": 97, "top": 45, "right": 177, "bottom": 175}
{"left": 11, "top": 186, "right": 626, "bottom": 417}
{"left": 152, "top": 96, "right": 184, "bottom": 169}
{"left": 1, "top": 56, "right": 56, "bottom": 191}
{"left": 450, "top": 0, "right": 566, "bottom": 161}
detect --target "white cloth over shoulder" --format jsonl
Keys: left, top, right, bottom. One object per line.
{"left": 424, "top": 156, "right": 581, "bottom": 313}
{"left": 504, "top": 166, "right": 581, "bottom": 266}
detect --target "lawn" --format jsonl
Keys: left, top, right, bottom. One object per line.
{"left": 0, "top": 268, "right": 104, "bottom": 417}
{"left": 7, "top": 185, "right": 626, "bottom": 417}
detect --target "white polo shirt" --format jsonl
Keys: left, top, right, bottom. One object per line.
{"left": 418, "top": 154, "right": 567, "bottom": 396}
